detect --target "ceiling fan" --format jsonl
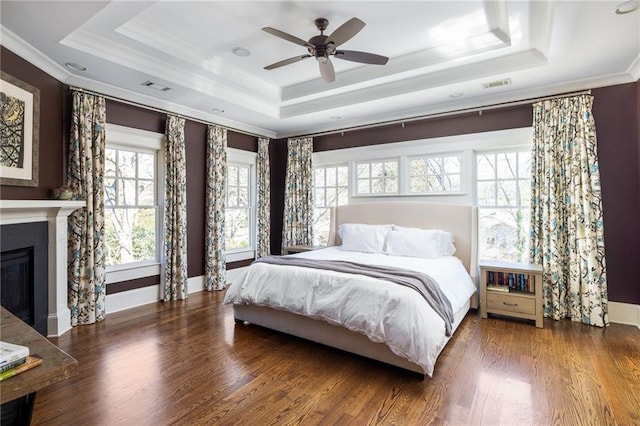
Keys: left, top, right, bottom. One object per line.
{"left": 262, "top": 17, "right": 389, "bottom": 83}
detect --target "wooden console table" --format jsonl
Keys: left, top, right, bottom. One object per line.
{"left": 0, "top": 307, "right": 78, "bottom": 424}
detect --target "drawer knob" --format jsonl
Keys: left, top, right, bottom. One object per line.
{"left": 503, "top": 301, "right": 518, "bottom": 306}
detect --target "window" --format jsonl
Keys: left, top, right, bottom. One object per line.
{"left": 313, "top": 165, "right": 348, "bottom": 245}
{"left": 226, "top": 164, "right": 251, "bottom": 251}
{"left": 355, "top": 159, "right": 399, "bottom": 195}
{"left": 104, "top": 125, "right": 164, "bottom": 283}
{"left": 476, "top": 151, "right": 531, "bottom": 263}
{"left": 225, "top": 148, "right": 257, "bottom": 261}
{"left": 409, "top": 154, "right": 461, "bottom": 193}
{"left": 104, "top": 147, "right": 160, "bottom": 268}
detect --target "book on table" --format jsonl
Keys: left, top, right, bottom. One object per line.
{"left": 0, "top": 355, "right": 43, "bottom": 381}
{"left": 487, "top": 284, "right": 510, "bottom": 293}
{"left": 0, "top": 341, "right": 29, "bottom": 371}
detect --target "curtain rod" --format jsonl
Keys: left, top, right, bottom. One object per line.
{"left": 305, "top": 89, "right": 593, "bottom": 139}
{"left": 69, "top": 86, "right": 268, "bottom": 140}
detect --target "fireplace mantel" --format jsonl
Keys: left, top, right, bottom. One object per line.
{"left": 0, "top": 200, "right": 85, "bottom": 337}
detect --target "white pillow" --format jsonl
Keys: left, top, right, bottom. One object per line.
{"left": 338, "top": 223, "right": 393, "bottom": 253}
{"left": 385, "top": 226, "right": 456, "bottom": 258}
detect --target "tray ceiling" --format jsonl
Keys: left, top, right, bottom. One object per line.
{"left": 1, "top": 1, "right": 638, "bottom": 138}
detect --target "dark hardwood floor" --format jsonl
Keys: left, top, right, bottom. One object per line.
{"left": 32, "top": 291, "right": 640, "bottom": 425}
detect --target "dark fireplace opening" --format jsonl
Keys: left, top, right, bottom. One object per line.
{"left": 0, "top": 222, "right": 48, "bottom": 336}
{"left": 1, "top": 247, "right": 35, "bottom": 326}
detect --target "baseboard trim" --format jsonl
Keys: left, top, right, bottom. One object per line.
{"left": 105, "top": 268, "right": 249, "bottom": 316}
{"left": 609, "top": 301, "right": 640, "bottom": 330}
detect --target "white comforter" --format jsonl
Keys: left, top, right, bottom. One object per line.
{"left": 224, "top": 246, "right": 476, "bottom": 376}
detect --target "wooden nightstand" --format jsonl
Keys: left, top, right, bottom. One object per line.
{"left": 283, "top": 245, "right": 325, "bottom": 255}
{"left": 480, "top": 260, "right": 544, "bottom": 328}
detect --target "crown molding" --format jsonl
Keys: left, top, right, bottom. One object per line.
{"left": 275, "top": 71, "right": 636, "bottom": 139}
{"left": 61, "top": 28, "right": 279, "bottom": 117}
{"left": 0, "top": 25, "right": 70, "bottom": 81}
{"left": 627, "top": 53, "right": 640, "bottom": 81}
{"left": 68, "top": 74, "right": 276, "bottom": 138}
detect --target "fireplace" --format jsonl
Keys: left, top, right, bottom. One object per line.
{"left": 0, "top": 200, "right": 85, "bottom": 337}
{"left": 0, "top": 222, "right": 48, "bottom": 336}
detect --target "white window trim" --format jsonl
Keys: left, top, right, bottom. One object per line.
{"left": 105, "top": 124, "right": 165, "bottom": 284}
{"left": 226, "top": 148, "right": 257, "bottom": 262}
{"left": 313, "top": 127, "right": 532, "bottom": 207}
{"left": 351, "top": 157, "right": 401, "bottom": 197}
{"left": 402, "top": 152, "right": 466, "bottom": 195}
{"left": 473, "top": 147, "right": 532, "bottom": 207}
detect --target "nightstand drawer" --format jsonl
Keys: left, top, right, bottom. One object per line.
{"left": 486, "top": 293, "right": 536, "bottom": 315}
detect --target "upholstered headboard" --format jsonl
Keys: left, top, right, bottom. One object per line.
{"left": 327, "top": 201, "right": 478, "bottom": 280}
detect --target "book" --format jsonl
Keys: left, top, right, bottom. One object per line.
{"left": 487, "top": 284, "right": 510, "bottom": 293}
{"left": 0, "top": 341, "right": 29, "bottom": 367}
{"left": 0, "top": 356, "right": 26, "bottom": 373}
{"left": 0, "top": 355, "right": 42, "bottom": 381}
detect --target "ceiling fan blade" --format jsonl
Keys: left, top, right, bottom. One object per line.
{"left": 262, "top": 27, "right": 313, "bottom": 48}
{"left": 335, "top": 50, "right": 389, "bottom": 65}
{"left": 325, "top": 17, "right": 365, "bottom": 47}
{"left": 319, "top": 59, "right": 335, "bottom": 83}
{"left": 264, "top": 54, "right": 312, "bottom": 70}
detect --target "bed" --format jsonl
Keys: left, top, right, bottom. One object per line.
{"left": 225, "top": 201, "right": 478, "bottom": 377}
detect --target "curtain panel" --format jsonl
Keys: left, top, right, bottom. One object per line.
{"left": 256, "top": 137, "right": 271, "bottom": 258}
{"left": 282, "top": 137, "right": 314, "bottom": 250}
{"left": 205, "top": 125, "right": 227, "bottom": 291}
{"left": 164, "top": 115, "right": 189, "bottom": 301}
{"left": 530, "top": 94, "right": 608, "bottom": 327}
{"left": 67, "top": 91, "right": 107, "bottom": 326}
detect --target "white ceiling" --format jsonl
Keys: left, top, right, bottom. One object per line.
{"left": 1, "top": 1, "right": 639, "bottom": 138}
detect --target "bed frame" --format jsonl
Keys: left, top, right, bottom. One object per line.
{"left": 233, "top": 201, "right": 478, "bottom": 375}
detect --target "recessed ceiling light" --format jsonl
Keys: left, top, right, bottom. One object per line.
{"left": 615, "top": 0, "right": 639, "bottom": 14}
{"left": 450, "top": 92, "right": 464, "bottom": 98}
{"left": 65, "top": 62, "right": 87, "bottom": 71}
{"left": 231, "top": 47, "right": 251, "bottom": 57}
{"left": 212, "top": 108, "right": 225, "bottom": 113}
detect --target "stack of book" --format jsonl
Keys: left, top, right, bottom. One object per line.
{"left": 486, "top": 271, "right": 535, "bottom": 293}
{"left": 0, "top": 341, "right": 42, "bottom": 381}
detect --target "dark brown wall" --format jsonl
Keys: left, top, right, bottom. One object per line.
{"left": 592, "top": 83, "right": 640, "bottom": 305}
{"left": 0, "top": 47, "right": 65, "bottom": 199}
{"left": 269, "top": 139, "right": 288, "bottom": 255}
{"left": 314, "top": 104, "right": 532, "bottom": 152}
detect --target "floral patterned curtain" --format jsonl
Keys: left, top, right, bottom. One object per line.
{"left": 530, "top": 94, "right": 608, "bottom": 327}
{"left": 256, "top": 137, "right": 271, "bottom": 258}
{"left": 67, "top": 91, "right": 106, "bottom": 326}
{"left": 205, "top": 125, "right": 227, "bottom": 291}
{"left": 164, "top": 115, "right": 188, "bottom": 301}
{"left": 282, "top": 137, "right": 314, "bottom": 250}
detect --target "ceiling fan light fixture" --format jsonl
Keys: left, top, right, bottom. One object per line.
{"left": 262, "top": 17, "right": 388, "bottom": 83}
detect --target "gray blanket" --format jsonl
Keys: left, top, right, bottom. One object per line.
{"left": 254, "top": 255, "right": 454, "bottom": 336}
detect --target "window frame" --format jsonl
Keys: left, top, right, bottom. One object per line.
{"left": 351, "top": 157, "right": 401, "bottom": 197}
{"left": 225, "top": 148, "right": 257, "bottom": 263}
{"left": 474, "top": 148, "right": 532, "bottom": 263}
{"left": 104, "top": 124, "right": 165, "bottom": 284}
{"left": 312, "top": 163, "right": 349, "bottom": 246}
{"left": 404, "top": 152, "right": 464, "bottom": 195}
{"left": 313, "top": 127, "right": 533, "bottom": 261}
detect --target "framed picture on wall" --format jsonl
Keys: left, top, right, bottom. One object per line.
{"left": 0, "top": 72, "right": 40, "bottom": 187}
